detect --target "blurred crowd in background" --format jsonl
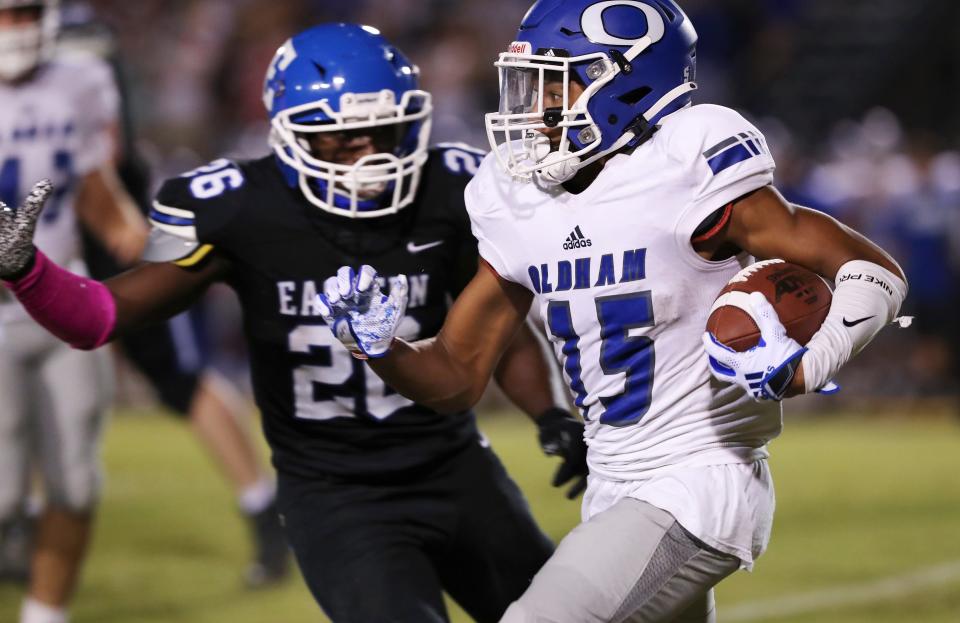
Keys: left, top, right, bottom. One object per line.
{"left": 68, "top": 0, "right": 960, "bottom": 410}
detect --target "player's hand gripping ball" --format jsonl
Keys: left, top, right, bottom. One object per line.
{"left": 702, "top": 260, "right": 837, "bottom": 400}
{"left": 317, "top": 265, "right": 408, "bottom": 359}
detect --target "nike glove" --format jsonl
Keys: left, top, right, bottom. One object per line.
{"left": 702, "top": 291, "right": 807, "bottom": 401}
{"left": 317, "top": 264, "right": 408, "bottom": 359}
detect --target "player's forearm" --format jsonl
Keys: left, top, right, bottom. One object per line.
{"left": 75, "top": 168, "right": 148, "bottom": 265}
{"left": 104, "top": 259, "right": 225, "bottom": 335}
{"left": 2, "top": 252, "right": 219, "bottom": 348}
{"left": 368, "top": 337, "right": 491, "bottom": 414}
{"left": 493, "top": 322, "right": 563, "bottom": 421}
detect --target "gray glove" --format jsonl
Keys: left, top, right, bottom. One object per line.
{"left": 0, "top": 179, "right": 51, "bottom": 280}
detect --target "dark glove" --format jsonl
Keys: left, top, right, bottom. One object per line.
{"left": 536, "top": 407, "right": 588, "bottom": 500}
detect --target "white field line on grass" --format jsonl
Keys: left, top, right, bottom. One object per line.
{"left": 725, "top": 560, "right": 960, "bottom": 621}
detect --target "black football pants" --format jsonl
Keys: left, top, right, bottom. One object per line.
{"left": 276, "top": 437, "right": 554, "bottom": 623}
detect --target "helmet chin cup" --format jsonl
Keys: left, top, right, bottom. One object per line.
{"left": 525, "top": 133, "right": 580, "bottom": 187}
{"left": 535, "top": 151, "right": 581, "bottom": 187}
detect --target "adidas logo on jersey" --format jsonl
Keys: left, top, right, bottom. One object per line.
{"left": 563, "top": 226, "right": 592, "bottom": 250}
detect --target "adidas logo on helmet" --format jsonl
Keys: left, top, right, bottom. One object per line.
{"left": 562, "top": 226, "right": 592, "bottom": 250}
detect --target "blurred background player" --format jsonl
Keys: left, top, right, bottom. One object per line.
{"left": 0, "top": 0, "right": 288, "bottom": 597}
{"left": 0, "top": 1, "right": 143, "bottom": 621}
{"left": 0, "top": 22, "right": 589, "bottom": 622}
{"left": 57, "top": 6, "right": 289, "bottom": 587}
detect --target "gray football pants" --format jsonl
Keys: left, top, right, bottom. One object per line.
{"left": 0, "top": 313, "right": 112, "bottom": 517}
{"left": 500, "top": 497, "right": 741, "bottom": 623}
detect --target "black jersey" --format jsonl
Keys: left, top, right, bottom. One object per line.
{"left": 152, "top": 145, "right": 488, "bottom": 480}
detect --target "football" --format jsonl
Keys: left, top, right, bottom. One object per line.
{"left": 707, "top": 259, "right": 832, "bottom": 351}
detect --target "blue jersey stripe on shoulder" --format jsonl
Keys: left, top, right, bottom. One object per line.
{"left": 741, "top": 134, "right": 760, "bottom": 156}
{"left": 149, "top": 210, "right": 195, "bottom": 226}
{"left": 706, "top": 143, "right": 754, "bottom": 174}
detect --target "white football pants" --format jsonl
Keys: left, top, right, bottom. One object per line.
{"left": 0, "top": 307, "right": 112, "bottom": 517}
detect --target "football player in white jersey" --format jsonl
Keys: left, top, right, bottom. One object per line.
{"left": 0, "top": 1, "right": 145, "bottom": 622}
{"left": 58, "top": 17, "right": 291, "bottom": 588}
{"left": 316, "top": 1, "right": 908, "bottom": 621}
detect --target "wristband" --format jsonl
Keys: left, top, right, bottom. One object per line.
{"left": 802, "top": 260, "right": 907, "bottom": 392}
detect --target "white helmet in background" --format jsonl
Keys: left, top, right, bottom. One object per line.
{"left": 0, "top": 0, "right": 60, "bottom": 82}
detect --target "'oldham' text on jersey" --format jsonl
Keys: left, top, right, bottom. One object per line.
{"left": 527, "top": 249, "right": 647, "bottom": 294}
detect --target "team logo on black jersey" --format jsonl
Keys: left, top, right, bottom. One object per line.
{"left": 563, "top": 226, "right": 592, "bottom": 250}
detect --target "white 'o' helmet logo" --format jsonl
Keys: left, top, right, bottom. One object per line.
{"left": 580, "top": 1, "right": 666, "bottom": 47}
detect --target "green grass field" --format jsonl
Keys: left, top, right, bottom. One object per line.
{"left": 2, "top": 408, "right": 959, "bottom": 622}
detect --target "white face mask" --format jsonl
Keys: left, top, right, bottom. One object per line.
{"left": 485, "top": 48, "right": 610, "bottom": 185}
{"left": 270, "top": 89, "right": 433, "bottom": 218}
{"left": 0, "top": 21, "right": 45, "bottom": 81}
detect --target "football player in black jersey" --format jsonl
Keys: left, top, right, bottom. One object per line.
{"left": 0, "top": 23, "right": 589, "bottom": 622}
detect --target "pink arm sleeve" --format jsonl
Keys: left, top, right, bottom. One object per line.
{"left": 2, "top": 250, "right": 117, "bottom": 350}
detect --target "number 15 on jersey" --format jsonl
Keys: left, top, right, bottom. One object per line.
{"left": 547, "top": 290, "right": 655, "bottom": 427}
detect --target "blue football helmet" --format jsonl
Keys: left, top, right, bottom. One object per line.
{"left": 0, "top": 0, "right": 60, "bottom": 82}
{"left": 485, "top": 0, "right": 697, "bottom": 185}
{"left": 263, "top": 23, "right": 432, "bottom": 218}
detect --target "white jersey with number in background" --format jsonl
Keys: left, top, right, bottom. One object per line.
{"left": 0, "top": 53, "right": 118, "bottom": 269}
{"left": 467, "top": 104, "right": 783, "bottom": 565}
{"left": 0, "top": 53, "right": 118, "bottom": 520}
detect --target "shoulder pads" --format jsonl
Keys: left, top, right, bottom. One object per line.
{"left": 150, "top": 159, "right": 246, "bottom": 243}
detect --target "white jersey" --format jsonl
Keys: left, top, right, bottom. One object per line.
{"left": 468, "top": 104, "right": 781, "bottom": 482}
{"left": 0, "top": 57, "right": 116, "bottom": 516}
{"left": 0, "top": 53, "right": 118, "bottom": 268}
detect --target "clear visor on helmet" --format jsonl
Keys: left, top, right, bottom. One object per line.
{"left": 270, "top": 88, "right": 432, "bottom": 218}
{"left": 497, "top": 66, "right": 542, "bottom": 115}
{"left": 485, "top": 50, "right": 613, "bottom": 181}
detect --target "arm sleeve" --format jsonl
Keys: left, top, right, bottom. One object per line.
{"left": 3, "top": 250, "right": 116, "bottom": 350}
{"left": 802, "top": 260, "right": 908, "bottom": 392}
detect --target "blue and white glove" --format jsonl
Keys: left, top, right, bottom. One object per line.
{"left": 316, "top": 265, "right": 408, "bottom": 359}
{"left": 702, "top": 291, "right": 809, "bottom": 401}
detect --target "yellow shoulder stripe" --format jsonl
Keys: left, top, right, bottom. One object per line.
{"left": 173, "top": 244, "right": 214, "bottom": 268}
